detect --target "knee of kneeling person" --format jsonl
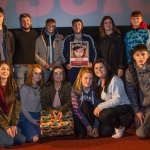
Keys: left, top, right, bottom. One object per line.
{"left": 1, "top": 139, "right": 14, "bottom": 149}
{"left": 136, "top": 131, "right": 147, "bottom": 139}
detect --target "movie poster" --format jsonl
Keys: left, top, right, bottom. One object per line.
{"left": 70, "top": 41, "right": 89, "bottom": 67}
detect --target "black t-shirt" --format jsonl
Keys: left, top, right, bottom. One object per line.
{"left": 13, "top": 29, "right": 38, "bottom": 64}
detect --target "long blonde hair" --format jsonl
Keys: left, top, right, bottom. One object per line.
{"left": 73, "top": 67, "right": 93, "bottom": 95}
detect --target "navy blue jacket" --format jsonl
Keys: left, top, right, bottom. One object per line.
{"left": 61, "top": 34, "right": 97, "bottom": 66}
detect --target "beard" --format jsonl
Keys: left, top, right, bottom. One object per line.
{"left": 21, "top": 25, "right": 31, "bottom": 31}
{"left": 74, "top": 29, "right": 82, "bottom": 35}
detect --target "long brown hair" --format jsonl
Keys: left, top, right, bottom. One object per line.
{"left": 46, "top": 66, "right": 67, "bottom": 86}
{"left": 25, "top": 64, "right": 44, "bottom": 89}
{"left": 92, "top": 59, "right": 114, "bottom": 93}
{"left": 99, "top": 16, "right": 121, "bottom": 38}
{"left": 0, "top": 61, "right": 14, "bottom": 106}
{"left": 73, "top": 67, "right": 93, "bottom": 96}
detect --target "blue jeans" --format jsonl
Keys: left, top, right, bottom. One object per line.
{"left": 44, "top": 69, "right": 51, "bottom": 83}
{"left": 18, "top": 112, "right": 42, "bottom": 142}
{"left": 13, "top": 65, "right": 30, "bottom": 87}
{"left": 0, "top": 127, "right": 26, "bottom": 149}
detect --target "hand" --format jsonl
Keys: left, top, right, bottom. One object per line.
{"left": 33, "top": 120, "right": 40, "bottom": 126}
{"left": 51, "top": 63, "right": 56, "bottom": 68}
{"left": 66, "top": 64, "right": 72, "bottom": 70}
{"left": 118, "top": 69, "right": 123, "bottom": 77}
{"left": 57, "top": 112, "right": 63, "bottom": 120}
{"left": 88, "top": 62, "right": 92, "bottom": 68}
{"left": 135, "top": 111, "right": 145, "bottom": 126}
{"left": 7, "top": 128, "right": 14, "bottom": 138}
{"left": 44, "top": 63, "right": 50, "bottom": 69}
{"left": 94, "top": 107, "right": 101, "bottom": 117}
{"left": 93, "top": 128, "right": 99, "bottom": 137}
{"left": 10, "top": 126, "right": 17, "bottom": 138}
{"left": 53, "top": 110, "right": 58, "bottom": 119}
{"left": 86, "top": 125, "right": 93, "bottom": 137}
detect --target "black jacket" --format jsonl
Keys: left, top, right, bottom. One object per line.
{"left": 126, "top": 59, "right": 150, "bottom": 113}
{"left": 3, "top": 25, "right": 15, "bottom": 63}
{"left": 97, "top": 32, "right": 126, "bottom": 75}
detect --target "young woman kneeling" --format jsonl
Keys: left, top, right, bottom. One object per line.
{"left": 18, "top": 64, "right": 44, "bottom": 142}
{"left": 0, "top": 61, "right": 26, "bottom": 148}
{"left": 93, "top": 59, "right": 133, "bottom": 138}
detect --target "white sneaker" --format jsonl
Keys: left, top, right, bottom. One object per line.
{"left": 112, "top": 127, "right": 125, "bottom": 138}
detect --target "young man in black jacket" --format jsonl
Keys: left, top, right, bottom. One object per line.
{"left": 0, "top": 7, "right": 14, "bottom": 63}
{"left": 126, "top": 44, "right": 150, "bottom": 139}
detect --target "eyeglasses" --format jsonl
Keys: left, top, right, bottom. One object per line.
{"left": 54, "top": 72, "right": 63, "bottom": 76}
{"left": 47, "top": 24, "right": 55, "bottom": 28}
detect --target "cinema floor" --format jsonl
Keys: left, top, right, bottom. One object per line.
{"left": 0, "top": 124, "right": 150, "bottom": 150}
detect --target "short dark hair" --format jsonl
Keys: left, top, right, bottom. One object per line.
{"left": 19, "top": 13, "right": 31, "bottom": 22}
{"left": 0, "top": 7, "right": 4, "bottom": 15}
{"left": 131, "top": 11, "right": 142, "bottom": 18}
{"left": 133, "top": 44, "right": 148, "bottom": 54}
{"left": 72, "top": 18, "right": 83, "bottom": 25}
{"left": 45, "top": 18, "right": 56, "bottom": 25}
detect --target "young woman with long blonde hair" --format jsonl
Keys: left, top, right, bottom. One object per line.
{"left": 71, "top": 67, "right": 100, "bottom": 138}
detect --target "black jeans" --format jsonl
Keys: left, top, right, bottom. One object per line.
{"left": 73, "top": 101, "right": 115, "bottom": 138}
{"left": 73, "top": 101, "right": 95, "bottom": 139}
{"left": 97, "top": 104, "right": 131, "bottom": 128}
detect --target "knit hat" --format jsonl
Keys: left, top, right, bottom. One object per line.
{"left": 72, "top": 18, "right": 83, "bottom": 25}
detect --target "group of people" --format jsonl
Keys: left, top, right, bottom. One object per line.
{"left": 0, "top": 6, "right": 150, "bottom": 149}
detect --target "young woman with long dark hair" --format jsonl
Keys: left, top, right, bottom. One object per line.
{"left": 0, "top": 61, "right": 26, "bottom": 148}
{"left": 93, "top": 59, "right": 133, "bottom": 138}
{"left": 98, "top": 16, "right": 126, "bottom": 78}
{"left": 41, "top": 66, "right": 72, "bottom": 136}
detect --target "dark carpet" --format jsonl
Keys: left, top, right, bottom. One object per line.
{"left": 0, "top": 125, "right": 150, "bottom": 150}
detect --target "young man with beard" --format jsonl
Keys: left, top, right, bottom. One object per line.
{"left": 13, "top": 13, "right": 38, "bottom": 87}
{"left": 35, "top": 18, "right": 63, "bottom": 82}
{"left": 0, "top": 7, "right": 14, "bottom": 63}
{"left": 61, "top": 18, "right": 97, "bottom": 85}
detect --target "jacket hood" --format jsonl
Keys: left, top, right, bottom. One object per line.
{"left": 132, "top": 21, "right": 148, "bottom": 29}
{"left": 41, "top": 27, "right": 58, "bottom": 36}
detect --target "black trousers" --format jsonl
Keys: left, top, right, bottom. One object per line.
{"left": 73, "top": 101, "right": 115, "bottom": 138}
{"left": 97, "top": 104, "right": 131, "bottom": 129}
{"left": 73, "top": 101, "right": 95, "bottom": 139}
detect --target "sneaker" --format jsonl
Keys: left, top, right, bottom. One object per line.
{"left": 112, "top": 127, "right": 125, "bottom": 138}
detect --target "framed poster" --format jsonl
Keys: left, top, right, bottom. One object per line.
{"left": 70, "top": 41, "right": 89, "bottom": 67}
